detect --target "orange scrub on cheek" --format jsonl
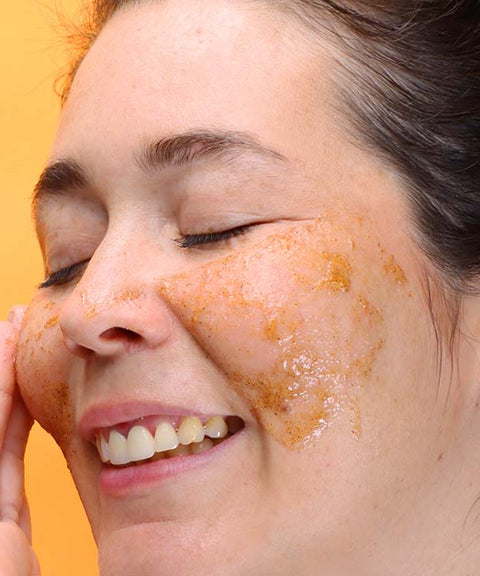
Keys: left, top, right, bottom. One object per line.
{"left": 15, "top": 219, "right": 399, "bottom": 454}
{"left": 159, "top": 219, "right": 388, "bottom": 448}
{"left": 16, "top": 297, "right": 74, "bottom": 452}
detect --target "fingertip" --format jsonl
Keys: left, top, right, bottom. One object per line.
{"left": 0, "top": 321, "right": 17, "bottom": 345}
{"left": 7, "top": 306, "right": 27, "bottom": 330}
{"left": 0, "top": 323, "right": 19, "bottom": 371}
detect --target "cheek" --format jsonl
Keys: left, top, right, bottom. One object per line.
{"left": 16, "top": 295, "right": 74, "bottom": 451}
{"left": 160, "top": 220, "right": 393, "bottom": 448}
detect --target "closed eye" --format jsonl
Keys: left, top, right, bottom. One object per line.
{"left": 174, "top": 224, "right": 253, "bottom": 248}
{"left": 39, "top": 260, "right": 89, "bottom": 289}
{"left": 39, "top": 225, "right": 254, "bottom": 288}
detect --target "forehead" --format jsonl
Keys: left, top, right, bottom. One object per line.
{"left": 52, "top": 0, "right": 329, "bottom": 164}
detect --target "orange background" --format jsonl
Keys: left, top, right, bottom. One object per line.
{"left": 0, "top": 1, "right": 98, "bottom": 574}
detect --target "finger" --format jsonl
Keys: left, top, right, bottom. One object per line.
{"left": 7, "top": 306, "right": 26, "bottom": 331}
{"left": 0, "top": 322, "right": 19, "bottom": 454}
{"left": 0, "top": 521, "right": 38, "bottom": 576}
{"left": 0, "top": 391, "right": 33, "bottom": 524}
{"left": 32, "top": 548, "right": 41, "bottom": 576}
{"left": 18, "top": 498, "right": 32, "bottom": 543}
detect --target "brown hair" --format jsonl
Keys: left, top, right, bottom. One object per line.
{"left": 59, "top": 0, "right": 480, "bottom": 293}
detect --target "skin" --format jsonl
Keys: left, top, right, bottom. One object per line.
{"left": 8, "top": 1, "right": 480, "bottom": 574}
{"left": 0, "top": 314, "right": 39, "bottom": 576}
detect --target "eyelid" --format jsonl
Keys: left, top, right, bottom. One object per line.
{"left": 39, "top": 224, "right": 257, "bottom": 288}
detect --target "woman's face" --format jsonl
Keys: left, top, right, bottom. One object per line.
{"left": 15, "top": 1, "right": 472, "bottom": 574}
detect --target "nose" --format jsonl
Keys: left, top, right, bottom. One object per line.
{"left": 59, "top": 249, "right": 175, "bottom": 359}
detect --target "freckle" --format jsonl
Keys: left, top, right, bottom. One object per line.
{"left": 437, "top": 452, "right": 444, "bottom": 461}
{"left": 383, "top": 255, "right": 407, "bottom": 285}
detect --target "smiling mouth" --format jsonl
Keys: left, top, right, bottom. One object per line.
{"left": 95, "top": 415, "right": 245, "bottom": 467}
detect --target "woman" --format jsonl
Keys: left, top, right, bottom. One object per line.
{"left": 0, "top": 0, "right": 479, "bottom": 574}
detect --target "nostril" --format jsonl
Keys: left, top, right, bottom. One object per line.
{"left": 101, "top": 327, "right": 142, "bottom": 342}
{"left": 64, "top": 336, "right": 93, "bottom": 359}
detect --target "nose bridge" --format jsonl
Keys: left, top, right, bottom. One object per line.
{"left": 71, "top": 224, "right": 158, "bottom": 309}
{"left": 58, "top": 228, "right": 176, "bottom": 357}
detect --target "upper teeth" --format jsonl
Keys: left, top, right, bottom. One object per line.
{"left": 96, "top": 415, "right": 230, "bottom": 466}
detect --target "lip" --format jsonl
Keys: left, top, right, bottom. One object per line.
{"left": 78, "top": 400, "right": 223, "bottom": 443}
{"left": 98, "top": 426, "right": 244, "bottom": 497}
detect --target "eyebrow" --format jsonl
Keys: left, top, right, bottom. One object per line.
{"left": 32, "top": 129, "right": 288, "bottom": 216}
{"left": 137, "top": 129, "right": 287, "bottom": 171}
{"left": 33, "top": 158, "right": 86, "bottom": 212}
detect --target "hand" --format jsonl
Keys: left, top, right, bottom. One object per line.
{"left": 0, "top": 308, "right": 40, "bottom": 575}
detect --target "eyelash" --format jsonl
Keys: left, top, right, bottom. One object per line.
{"left": 173, "top": 224, "right": 252, "bottom": 248}
{"left": 39, "top": 225, "right": 253, "bottom": 289}
{"left": 39, "top": 260, "right": 89, "bottom": 289}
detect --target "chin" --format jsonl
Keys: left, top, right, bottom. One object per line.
{"left": 97, "top": 521, "right": 248, "bottom": 576}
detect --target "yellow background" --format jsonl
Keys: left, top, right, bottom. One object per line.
{"left": 1, "top": 1, "right": 98, "bottom": 574}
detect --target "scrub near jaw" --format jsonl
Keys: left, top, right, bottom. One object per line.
{"left": 2, "top": 1, "right": 480, "bottom": 575}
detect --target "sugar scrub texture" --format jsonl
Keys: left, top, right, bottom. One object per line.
{"left": 16, "top": 218, "right": 408, "bottom": 452}
{"left": 158, "top": 220, "right": 398, "bottom": 448}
